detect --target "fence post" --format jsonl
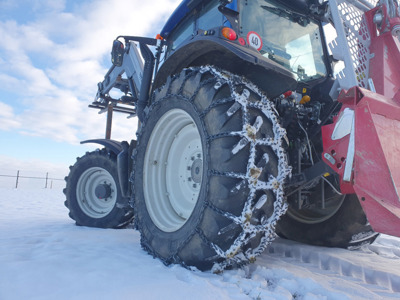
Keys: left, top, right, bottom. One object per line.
{"left": 45, "top": 172, "right": 48, "bottom": 189}
{"left": 15, "top": 170, "right": 20, "bottom": 189}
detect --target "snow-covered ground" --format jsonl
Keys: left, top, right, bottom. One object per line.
{"left": 1, "top": 188, "right": 400, "bottom": 300}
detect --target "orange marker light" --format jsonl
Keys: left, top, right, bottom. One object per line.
{"left": 222, "top": 27, "right": 237, "bottom": 41}
{"left": 300, "top": 95, "right": 311, "bottom": 104}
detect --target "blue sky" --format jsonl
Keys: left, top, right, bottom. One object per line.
{"left": 0, "top": 0, "right": 181, "bottom": 177}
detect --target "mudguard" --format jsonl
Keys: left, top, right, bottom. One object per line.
{"left": 81, "top": 139, "right": 123, "bottom": 155}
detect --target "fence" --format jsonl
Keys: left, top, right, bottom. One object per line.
{"left": 0, "top": 170, "right": 65, "bottom": 189}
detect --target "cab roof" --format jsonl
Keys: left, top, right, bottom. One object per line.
{"left": 160, "top": 0, "right": 238, "bottom": 38}
{"left": 159, "top": 0, "right": 313, "bottom": 38}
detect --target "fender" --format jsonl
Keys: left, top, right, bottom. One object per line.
{"left": 153, "top": 34, "right": 297, "bottom": 98}
{"left": 81, "top": 139, "right": 123, "bottom": 155}
{"left": 80, "top": 139, "right": 132, "bottom": 198}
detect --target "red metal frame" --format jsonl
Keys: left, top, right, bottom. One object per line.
{"left": 322, "top": 3, "right": 400, "bottom": 237}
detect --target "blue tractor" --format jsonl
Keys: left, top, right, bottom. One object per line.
{"left": 64, "top": 0, "right": 397, "bottom": 271}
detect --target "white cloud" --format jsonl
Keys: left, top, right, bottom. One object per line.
{"left": 0, "top": 73, "right": 21, "bottom": 91}
{"left": 0, "top": 0, "right": 16, "bottom": 10}
{"left": 0, "top": 0, "right": 181, "bottom": 145}
{"left": 0, "top": 102, "right": 20, "bottom": 130}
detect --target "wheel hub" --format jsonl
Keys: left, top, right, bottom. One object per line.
{"left": 190, "top": 158, "right": 203, "bottom": 184}
{"left": 95, "top": 183, "right": 112, "bottom": 200}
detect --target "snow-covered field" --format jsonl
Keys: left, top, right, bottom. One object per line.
{"left": 1, "top": 188, "right": 400, "bottom": 300}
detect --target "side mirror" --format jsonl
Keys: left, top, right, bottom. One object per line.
{"left": 111, "top": 40, "right": 124, "bottom": 67}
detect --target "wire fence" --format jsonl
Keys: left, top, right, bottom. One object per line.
{"left": 0, "top": 170, "right": 65, "bottom": 189}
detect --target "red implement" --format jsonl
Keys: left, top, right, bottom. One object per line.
{"left": 322, "top": 2, "right": 400, "bottom": 238}
{"left": 352, "top": 89, "right": 400, "bottom": 237}
{"left": 323, "top": 87, "right": 400, "bottom": 238}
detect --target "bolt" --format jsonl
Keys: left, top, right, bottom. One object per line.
{"left": 197, "top": 153, "right": 201, "bottom": 158}
{"left": 187, "top": 166, "right": 191, "bottom": 171}
{"left": 193, "top": 183, "right": 197, "bottom": 188}
{"left": 191, "top": 156, "right": 195, "bottom": 161}
{"left": 188, "top": 177, "right": 192, "bottom": 182}
{"left": 153, "top": 160, "right": 158, "bottom": 165}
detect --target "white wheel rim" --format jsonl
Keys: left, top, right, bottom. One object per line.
{"left": 76, "top": 167, "right": 117, "bottom": 218}
{"left": 144, "top": 109, "right": 203, "bottom": 232}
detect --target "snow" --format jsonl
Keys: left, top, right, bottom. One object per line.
{"left": 1, "top": 188, "right": 400, "bottom": 299}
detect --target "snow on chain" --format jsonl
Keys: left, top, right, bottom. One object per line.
{"left": 198, "top": 66, "right": 292, "bottom": 271}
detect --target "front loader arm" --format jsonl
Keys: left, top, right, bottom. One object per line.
{"left": 95, "top": 41, "right": 144, "bottom": 104}
{"left": 91, "top": 36, "right": 160, "bottom": 121}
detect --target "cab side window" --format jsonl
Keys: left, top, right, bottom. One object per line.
{"left": 198, "top": 2, "right": 223, "bottom": 30}
{"left": 169, "top": 17, "right": 195, "bottom": 51}
{"left": 167, "top": 0, "right": 223, "bottom": 54}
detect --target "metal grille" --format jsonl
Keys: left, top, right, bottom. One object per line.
{"left": 328, "top": 0, "right": 378, "bottom": 91}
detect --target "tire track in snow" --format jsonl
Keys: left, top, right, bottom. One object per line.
{"left": 367, "top": 235, "right": 400, "bottom": 259}
{"left": 253, "top": 237, "right": 400, "bottom": 297}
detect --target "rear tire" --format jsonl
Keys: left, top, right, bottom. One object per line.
{"left": 133, "top": 66, "right": 291, "bottom": 271}
{"left": 277, "top": 193, "right": 378, "bottom": 249}
{"left": 64, "top": 149, "right": 134, "bottom": 228}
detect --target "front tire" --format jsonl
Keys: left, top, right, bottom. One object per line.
{"left": 133, "top": 66, "right": 291, "bottom": 271}
{"left": 64, "top": 149, "right": 134, "bottom": 228}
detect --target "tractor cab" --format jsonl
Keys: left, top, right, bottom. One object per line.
{"left": 160, "top": 0, "right": 333, "bottom": 100}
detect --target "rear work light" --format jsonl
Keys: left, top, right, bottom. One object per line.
{"left": 221, "top": 27, "right": 237, "bottom": 41}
